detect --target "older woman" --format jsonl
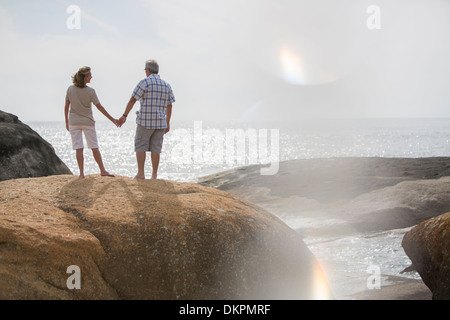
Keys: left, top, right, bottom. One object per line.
{"left": 64, "top": 66, "right": 117, "bottom": 179}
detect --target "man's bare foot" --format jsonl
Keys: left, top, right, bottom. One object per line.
{"left": 133, "top": 174, "right": 145, "bottom": 180}
{"left": 101, "top": 171, "right": 115, "bottom": 177}
{"left": 79, "top": 174, "right": 85, "bottom": 179}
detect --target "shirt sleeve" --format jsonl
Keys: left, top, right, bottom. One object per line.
{"left": 90, "top": 88, "right": 100, "bottom": 105}
{"left": 132, "top": 80, "right": 146, "bottom": 100}
{"left": 65, "top": 87, "right": 70, "bottom": 102}
{"left": 168, "top": 85, "right": 175, "bottom": 104}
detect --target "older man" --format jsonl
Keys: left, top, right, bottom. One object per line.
{"left": 118, "top": 60, "right": 175, "bottom": 180}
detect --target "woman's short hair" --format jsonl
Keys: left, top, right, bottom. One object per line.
{"left": 72, "top": 66, "right": 91, "bottom": 88}
{"left": 145, "top": 60, "right": 159, "bottom": 74}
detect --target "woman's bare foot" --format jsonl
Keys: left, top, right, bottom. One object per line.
{"left": 78, "top": 174, "right": 85, "bottom": 179}
{"left": 133, "top": 174, "right": 145, "bottom": 180}
{"left": 101, "top": 171, "right": 115, "bottom": 177}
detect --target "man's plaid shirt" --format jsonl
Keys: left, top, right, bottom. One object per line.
{"left": 132, "top": 74, "right": 175, "bottom": 129}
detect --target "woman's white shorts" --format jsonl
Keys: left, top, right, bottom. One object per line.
{"left": 69, "top": 125, "right": 99, "bottom": 150}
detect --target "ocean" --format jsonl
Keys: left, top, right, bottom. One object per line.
{"left": 30, "top": 118, "right": 450, "bottom": 181}
{"left": 29, "top": 118, "right": 450, "bottom": 298}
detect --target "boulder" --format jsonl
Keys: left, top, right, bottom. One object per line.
{"left": 0, "top": 110, "right": 72, "bottom": 181}
{"left": 199, "top": 158, "right": 450, "bottom": 236}
{"left": 0, "top": 175, "right": 331, "bottom": 300}
{"left": 338, "top": 176, "right": 450, "bottom": 233}
{"left": 402, "top": 212, "right": 450, "bottom": 300}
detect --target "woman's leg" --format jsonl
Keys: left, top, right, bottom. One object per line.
{"left": 92, "top": 148, "right": 114, "bottom": 177}
{"left": 76, "top": 148, "right": 85, "bottom": 179}
{"left": 69, "top": 125, "right": 85, "bottom": 179}
{"left": 84, "top": 125, "right": 114, "bottom": 177}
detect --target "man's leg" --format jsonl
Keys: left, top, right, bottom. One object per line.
{"left": 76, "top": 148, "right": 85, "bottom": 179}
{"left": 149, "top": 129, "right": 165, "bottom": 180}
{"left": 150, "top": 152, "right": 160, "bottom": 180}
{"left": 135, "top": 151, "right": 146, "bottom": 180}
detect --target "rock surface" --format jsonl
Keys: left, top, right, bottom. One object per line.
{"left": 0, "top": 175, "right": 331, "bottom": 300}
{"left": 402, "top": 212, "right": 450, "bottom": 300}
{"left": 198, "top": 157, "right": 450, "bottom": 299}
{"left": 199, "top": 157, "right": 450, "bottom": 236}
{"left": 0, "top": 110, "right": 72, "bottom": 181}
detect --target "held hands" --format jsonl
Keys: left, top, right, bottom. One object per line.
{"left": 111, "top": 116, "right": 126, "bottom": 128}
{"left": 117, "top": 116, "right": 127, "bottom": 128}
{"left": 112, "top": 118, "right": 120, "bottom": 127}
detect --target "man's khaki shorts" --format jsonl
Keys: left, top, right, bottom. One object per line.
{"left": 135, "top": 124, "right": 165, "bottom": 153}
{"left": 69, "top": 124, "right": 99, "bottom": 150}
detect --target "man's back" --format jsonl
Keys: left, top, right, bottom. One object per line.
{"left": 132, "top": 74, "right": 175, "bottom": 129}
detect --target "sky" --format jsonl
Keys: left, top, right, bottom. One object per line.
{"left": 0, "top": 0, "right": 450, "bottom": 123}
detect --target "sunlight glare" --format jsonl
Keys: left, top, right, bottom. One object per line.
{"left": 280, "top": 46, "right": 308, "bottom": 86}
{"left": 313, "top": 265, "right": 332, "bottom": 300}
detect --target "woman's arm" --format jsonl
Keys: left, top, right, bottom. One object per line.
{"left": 64, "top": 100, "right": 70, "bottom": 131}
{"left": 95, "top": 103, "right": 118, "bottom": 126}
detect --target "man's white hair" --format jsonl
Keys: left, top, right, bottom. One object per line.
{"left": 145, "top": 59, "right": 159, "bottom": 74}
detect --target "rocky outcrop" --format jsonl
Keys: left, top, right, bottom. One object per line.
{"left": 337, "top": 176, "right": 450, "bottom": 233}
{"left": 0, "top": 175, "right": 331, "bottom": 300}
{"left": 198, "top": 158, "right": 449, "bottom": 299}
{"left": 0, "top": 110, "right": 72, "bottom": 181}
{"left": 199, "top": 158, "right": 450, "bottom": 236}
{"left": 402, "top": 212, "right": 450, "bottom": 300}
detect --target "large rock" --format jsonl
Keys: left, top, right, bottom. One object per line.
{"left": 0, "top": 175, "right": 331, "bottom": 300}
{"left": 199, "top": 158, "right": 450, "bottom": 236}
{"left": 0, "top": 110, "right": 72, "bottom": 181}
{"left": 336, "top": 176, "right": 450, "bottom": 233}
{"left": 402, "top": 212, "right": 450, "bottom": 300}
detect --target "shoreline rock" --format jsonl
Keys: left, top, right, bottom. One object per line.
{"left": 198, "top": 157, "right": 450, "bottom": 299}
{"left": 0, "top": 175, "right": 331, "bottom": 300}
{"left": 402, "top": 212, "right": 450, "bottom": 300}
{"left": 0, "top": 110, "right": 72, "bottom": 181}
{"left": 198, "top": 157, "right": 450, "bottom": 235}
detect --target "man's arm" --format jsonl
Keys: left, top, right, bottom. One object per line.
{"left": 118, "top": 97, "right": 137, "bottom": 127}
{"left": 165, "top": 103, "right": 172, "bottom": 133}
{"left": 64, "top": 100, "right": 70, "bottom": 131}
